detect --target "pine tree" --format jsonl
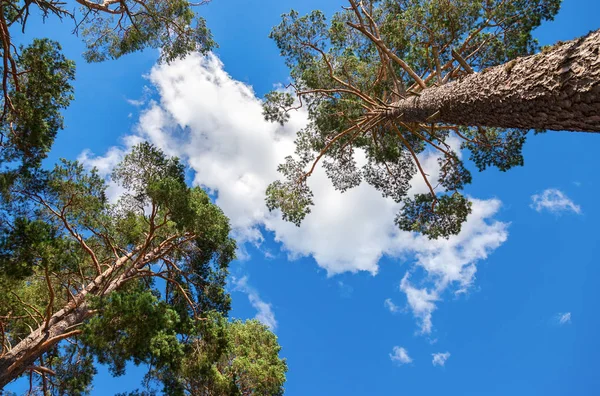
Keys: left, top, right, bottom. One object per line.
{"left": 0, "top": 143, "right": 287, "bottom": 394}
{"left": 263, "top": 0, "right": 599, "bottom": 238}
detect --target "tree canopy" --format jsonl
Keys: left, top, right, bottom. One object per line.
{"left": 0, "top": 143, "right": 287, "bottom": 394}
{"left": 0, "top": 3, "right": 288, "bottom": 390}
{"left": 260, "top": 0, "right": 597, "bottom": 239}
{"left": 1, "top": 0, "right": 215, "bottom": 195}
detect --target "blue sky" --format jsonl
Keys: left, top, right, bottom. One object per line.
{"left": 7, "top": 0, "right": 600, "bottom": 395}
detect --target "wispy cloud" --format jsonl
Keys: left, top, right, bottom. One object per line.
{"left": 400, "top": 276, "right": 439, "bottom": 334}
{"left": 556, "top": 312, "right": 572, "bottom": 325}
{"left": 233, "top": 276, "right": 277, "bottom": 330}
{"left": 384, "top": 298, "right": 400, "bottom": 314}
{"left": 432, "top": 352, "right": 451, "bottom": 367}
{"left": 531, "top": 189, "right": 581, "bottom": 214}
{"left": 398, "top": 199, "right": 508, "bottom": 334}
{"left": 126, "top": 98, "right": 145, "bottom": 107}
{"left": 337, "top": 281, "right": 354, "bottom": 298}
{"left": 390, "top": 346, "right": 412, "bottom": 365}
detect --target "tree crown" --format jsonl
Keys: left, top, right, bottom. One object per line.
{"left": 264, "top": 0, "right": 560, "bottom": 238}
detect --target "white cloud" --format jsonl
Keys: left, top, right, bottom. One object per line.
{"left": 78, "top": 147, "right": 126, "bottom": 203}
{"left": 81, "top": 53, "right": 510, "bottom": 334}
{"left": 557, "top": 312, "right": 572, "bottom": 325}
{"left": 531, "top": 189, "right": 581, "bottom": 214}
{"left": 78, "top": 146, "right": 122, "bottom": 176}
{"left": 233, "top": 276, "right": 277, "bottom": 330}
{"left": 390, "top": 346, "right": 412, "bottom": 365}
{"left": 384, "top": 298, "right": 400, "bottom": 314}
{"left": 127, "top": 98, "right": 145, "bottom": 107}
{"left": 432, "top": 352, "right": 450, "bottom": 367}
{"left": 398, "top": 198, "right": 508, "bottom": 334}
{"left": 77, "top": 136, "right": 146, "bottom": 203}
{"left": 400, "top": 276, "right": 439, "bottom": 334}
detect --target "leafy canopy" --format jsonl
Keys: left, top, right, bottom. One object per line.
{"left": 264, "top": 0, "right": 560, "bottom": 238}
{"left": 0, "top": 1, "right": 287, "bottom": 393}
{"left": 1, "top": 0, "right": 214, "bottom": 195}
{"left": 0, "top": 143, "right": 286, "bottom": 394}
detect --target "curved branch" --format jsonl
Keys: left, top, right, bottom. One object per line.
{"left": 390, "top": 122, "right": 438, "bottom": 207}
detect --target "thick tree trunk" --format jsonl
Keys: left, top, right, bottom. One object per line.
{"left": 387, "top": 28, "right": 600, "bottom": 132}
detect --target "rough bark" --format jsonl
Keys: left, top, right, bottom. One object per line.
{"left": 0, "top": 305, "right": 92, "bottom": 389}
{"left": 0, "top": 247, "right": 162, "bottom": 388}
{"left": 386, "top": 28, "right": 600, "bottom": 132}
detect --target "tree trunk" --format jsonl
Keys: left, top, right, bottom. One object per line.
{"left": 386, "top": 28, "right": 600, "bottom": 132}
{"left": 0, "top": 305, "right": 92, "bottom": 389}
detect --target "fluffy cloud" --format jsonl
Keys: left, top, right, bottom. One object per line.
{"left": 384, "top": 298, "right": 400, "bottom": 314}
{"left": 390, "top": 346, "right": 412, "bottom": 365}
{"left": 233, "top": 276, "right": 277, "bottom": 330}
{"left": 432, "top": 352, "right": 450, "bottom": 367}
{"left": 531, "top": 189, "right": 581, "bottom": 214}
{"left": 556, "top": 312, "right": 572, "bottom": 325}
{"left": 80, "top": 53, "right": 509, "bottom": 334}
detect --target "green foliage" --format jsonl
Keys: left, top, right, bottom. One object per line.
{"left": 0, "top": 0, "right": 214, "bottom": 197}
{"left": 45, "top": 159, "right": 109, "bottom": 226}
{"left": 6, "top": 39, "right": 75, "bottom": 165}
{"left": 0, "top": 217, "right": 81, "bottom": 286}
{"left": 397, "top": 193, "right": 472, "bottom": 239}
{"left": 157, "top": 318, "right": 287, "bottom": 396}
{"left": 461, "top": 127, "right": 528, "bottom": 172}
{"left": 112, "top": 143, "right": 235, "bottom": 314}
{"left": 113, "top": 142, "right": 186, "bottom": 199}
{"left": 221, "top": 320, "right": 287, "bottom": 396}
{"left": 81, "top": 285, "right": 184, "bottom": 376}
{"left": 266, "top": 156, "right": 315, "bottom": 226}
{"left": 47, "top": 344, "right": 97, "bottom": 396}
{"left": 80, "top": 0, "right": 215, "bottom": 63}
{"left": 0, "top": 39, "right": 75, "bottom": 193}
{"left": 0, "top": 143, "right": 286, "bottom": 393}
{"left": 262, "top": 91, "right": 295, "bottom": 125}
{"left": 0, "top": 1, "right": 283, "bottom": 393}
{"left": 82, "top": 305, "right": 288, "bottom": 395}
{"left": 264, "top": 0, "right": 561, "bottom": 238}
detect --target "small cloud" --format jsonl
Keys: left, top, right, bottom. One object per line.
{"left": 263, "top": 249, "right": 276, "bottom": 260}
{"left": 337, "top": 281, "right": 354, "bottom": 298}
{"left": 384, "top": 298, "right": 400, "bottom": 313}
{"left": 432, "top": 352, "right": 450, "bottom": 367}
{"left": 127, "top": 98, "right": 146, "bottom": 107}
{"left": 556, "top": 312, "right": 572, "bottom": 325}
{"left": 400, "top": 274, "right": 438, "bottom": 334}
{"left": 390, "top": 346, "right": 412, "bottom": 365}
{"left": 531, "top": 189, "right": 581, "bottom": 214}
{"left": 233, "top": 276, "right": 277, "bottom": 330}
{"left": 126, "top": 86, "right": 153, "bottom": 107}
